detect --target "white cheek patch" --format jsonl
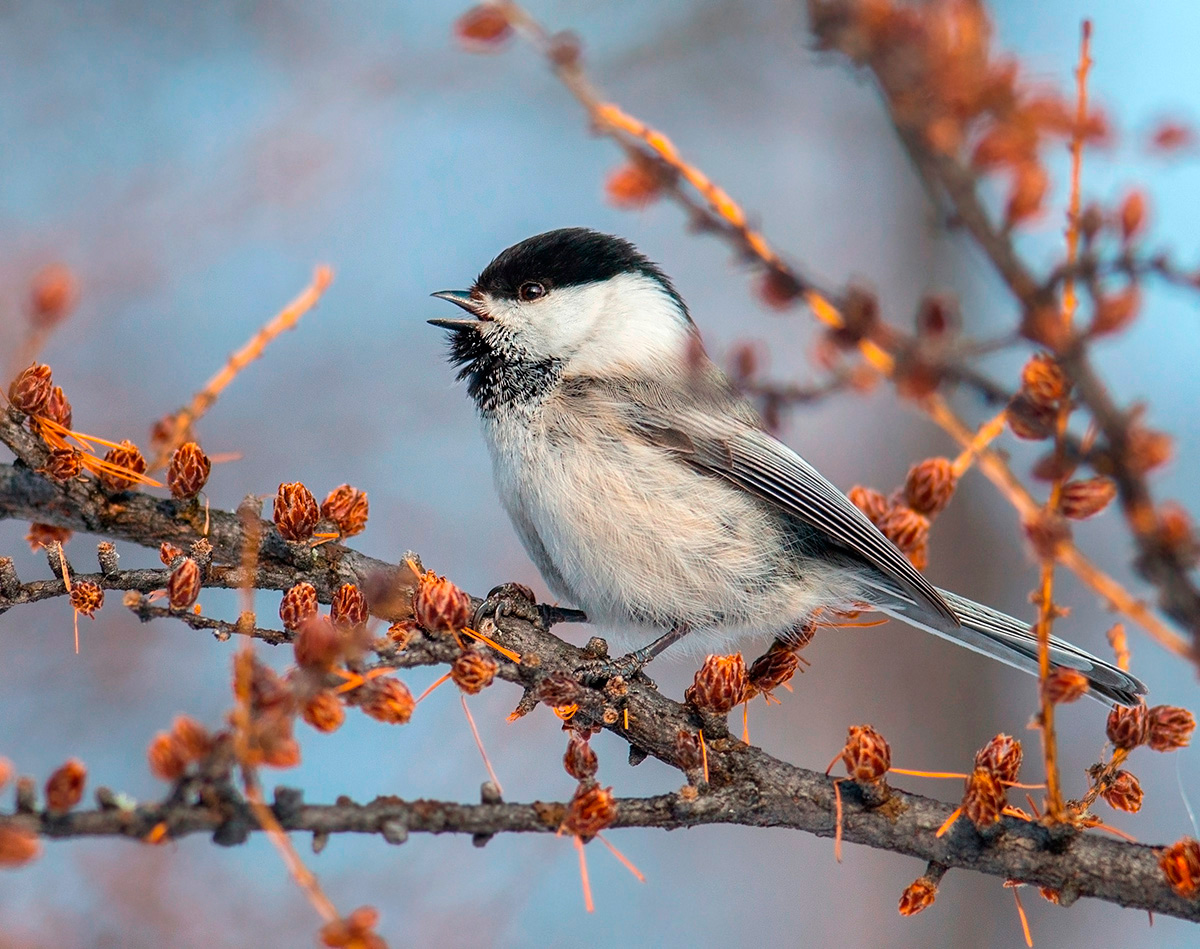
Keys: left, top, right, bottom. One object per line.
{"left": 485, "top": 274, "right": 691, "bottom": 374}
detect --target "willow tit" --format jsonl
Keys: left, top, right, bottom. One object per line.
{"left": 431, "top": 228, "right": 1145, "bottom": 706}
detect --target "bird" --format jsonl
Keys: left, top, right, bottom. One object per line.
{"left": 429, "top": 227, "right": 1146, "bottom": 706}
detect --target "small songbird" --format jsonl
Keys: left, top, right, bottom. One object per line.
{"left": 430, "top": 227, "right": 1145, "bottom": 706}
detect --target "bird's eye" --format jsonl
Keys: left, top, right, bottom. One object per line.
{"left": 518, "top": 281, "right": 547, "bottom": 302}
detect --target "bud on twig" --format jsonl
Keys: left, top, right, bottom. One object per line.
{"left": 451, "top": 650, "right": 498, "bottom": 694}
{"left": 44, "top": 758, "right": 87, "bottom": 813}
{"left": 840, "top": 724, "right": 891, "bottom": 783}
{"left": 684, "top": 653, "right": 748, "bottom": 714}
{"left": 167, "top": 558, "right": 201, "bottom": 610}
{"left": 7, "top": 363, "right": 52, "bottom": 415}
{"left": 321, "top": 484, "right": 369, "bottom": 537}
{"left": 1058, "top": 477, "right": 1116, "bottom": 520}
{"left": 904, "top": 458, "right": 957, "bottom": 517}
{"left": 360, "top": 678, "right": 415, "bottom": 725}
{"left": 1101, "top": 771, "right": 1143, "bottom": 813}
{"left": 1147, "top": 705, "right": 1195, "bottom": 751}
{"left": 974, "top": 734, "right": 1023, "bottom": 784}
{"left": 70, "top": 580, "right": 103, "bottom": 618}
{"left": 99, "top": 441, "right": 148, "bottom": 491}
{"left": 274, "top": 482, "right": 320, "bottom": 542}
{"left": 413, "top": 571, "right": 471, "bottom": 633}
{"left": 167, "top": 442, "right": 211, "bottom": 500}
{"left": 1160, "top": 838, "right": 1200, "bottom": 898}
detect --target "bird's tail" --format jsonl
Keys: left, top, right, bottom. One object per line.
{"left": 875, "top": 585, "right": 1146, "bottom": 707}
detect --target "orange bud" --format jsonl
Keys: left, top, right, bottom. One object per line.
{"left": 1101, "top": 770, "right": 1143, "bottom": 813}
{"left": 605, "top": 160, "right": 663, "bottom": 210}
{"left": 303, "top": 691, "right": 346, "bottom": 733}
{"left": 320, "top": 484, "right": 369, "bottom": 537}
{"left": 171, "top": 715, "right": 213, "bottom": 760}
{"left": 0, "top": 824, "right": 40, "bottom": 867}
{"left": 561, "top": 783, "right": 617, "bottom": 840}
{"left": 26, "top": 523, "right": 72, "bottom": 551}
{"left": 757, "top": 269, "right": 804, "bottom": 311}
{"left": 1059, "top": 477, "right": 1116, "bottom": 520}
{"left": 294, "top": 615, "right": 343, "bottom": 670}
{"left": 684, "top": 653, "right": 748, "bottom": 714}
{"left": 840, "top": 724, "right": 891, "bottom": 783}
{"left": 747, "top": 645, "right": 800, "bottom": 697}
{"left": 167, "top": 558, "right": 201, "bottom": 610}
{"left": 1006, "top": 394, "right": 1057, "bottom": 440}
{"left": 1043, "top": 667, "right": 1089, "bottom": 704}
{"left": 279, "top": 582, "right": 320, "bottom": 631}
{"left": 70, "top": 580, "right": 104, "bottom": 618}
{"left": 848, "top": 485, "right": 889, "bottom": 524}
{"left": 360, "top": 678, "right": 415, "bottom": 725}
{"left": 1118, "top": 191, "right": 1147, "bottom": 242}
{"left": 44, "top": 758, "right": 86, "bottom": 813}
{"left": 331, "top": 583, "right": 369, "bottom": 630}
{"left": 904, "top": 457, "right": 957, "bottom": 517}
{"left": 1020, "top": 353, "right": 1069, "bottom": 407}
{"left": 273, "top": 482, "right": 319, "bottom": 542}
{"left": 454, "top": 4, "right": 513, "bottom": 47}
{"left": 1147, "top": 705, "right": 1195, "bottom": 751}
{"left": 875, "top": 506, "right": 930, "bottom": 564}
{"left": 898, "top": 878, "right": 937, "bottom": 916}
{"left": 37, "top": 385, "right": 72, "bottom": 430}
{"left": 974, "top": 734, "right": 1023, "bottom": 784}
{"left": 42, "top": 448, "right": 82, "bottom": 483}
{"left": 450, "top": 650, "right": 498, "bottom": 694}
{"left": 28, "top": 264, "right": 77, "bottom": 329}
{"left": 1161, "top": 838, "right": 1200, "bottom": 897}
{"left": 99, "top": 440, "right": 148, "bottom": 491}
{"left": 1106, "top": 703, "right": 1149, "bottom": 750}
{"left": 564, "top": 734, "right": 599, "bottom": 781}
{"left": 1126, "top": 426, "right": 1173, "bottom": 474}
{"left": 166, "top": 442, "right": 211, "bottom": 500}
{"left": 1091, "top": 286, "right": 1140, "bottom": 336}
{"left": 1149, "top": 121, "right": 1194, "bottom": 153}
{"left": 159, "top": 542, "right": 183, "bottom": 566}
{"left": 147, "top": 732, "right": 188, "bottom": 781}
{"left": 413, "top": 570, "right": 472, "bottom": 633}
{"left": 7, "top": 363, "right": 52, "bottom": 415}
{"left": 963, "top": 768, "right": 1005, "bottom": 828}
{"left": 1004, "top": 163, "right": 1048, "bottom": 227}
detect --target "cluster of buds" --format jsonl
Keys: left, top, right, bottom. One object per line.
{"left": 44, "top": 758, "right": 87, "bottom": 813}
{"left": 147, "top": 715, "right": 216, "bottom": 781}
{"left": 954, "top": 734, "right": 1023, "bottom": 831}
{"left": 684, "top": 653, "right": 748, "bottom": 715}
{"left": 849, "top": 463, "right": 946, "bottom": 571}
{"left": 321, "top": 484, "right": 369, "bottom": 537}
{"left": 838, "top": 724, "right": 891, "bottom": 784}
{"left": 166, "top": 442, "right": 211, "bottom": 500}
{"left": 412, "top": 570, "right": 472, "bottom": 634}
{"left": 1106, "top": 702, "right": 1195, "bottom": 752}
{"left": 561, "top": 781, "right": 617, "bottom": 841}
{"left": 274, "top": 481, "right": 320, "bottom": 542}
{"left": 320, "top": 906, "right": 386, "bottom": 949}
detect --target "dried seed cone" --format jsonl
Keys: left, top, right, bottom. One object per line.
{"left": 1059, "top": 477, "right": 1117, "bottom": 520}
{"left": 273, "top": 481, "right": 319, "bottom": 542}
{"left": 747, "top": 646, "right": 800, "bottom": 697}
{"left": 904, "top": 457, "right": 957, "bottom": 517}
{"left": 331, "top": 583, "right": 369, "bottom": 629}
{"left": 26, "top": 523, "right": 71, "bottom": 551}
{"left": 303, "top": 691, "right": 346, "bottom": 733}
{"left": 1101, "top": 771, "right": 1144, "bottom": 813}
{"left": 450, "top": 650, "right": 498, "bottom": 695}
{"left": 0, "top": 825, "right": 41, "bottom": 867}
{"left": 974, "top": 734, "right": 1022, "bottom": 784}
{"left": 167, "top": 558, "right": 201, "bottom": 610}
{"left": 1006, "top": 395, "right": 1057, "bottom": 440}
{"left": 44, "top": 758, "right": 87, "bottom": 813}
{"left": 963, "top": 768, "right": 1005, "bottom": 829}
{"left": 562, "top": 783, "right": 617, "bottom": 840}
{"left": 7, "top": 363, "right": 52, "bottom": 414}
{"left": 454, "top": 4, "right": 513, "bottom": 45}
{"left": 280, "top": 582, "right": 319, "bottom": 631}
{"left": 564, "top": 734, "right": 599, "bottom": 781}
{"left": 100, "top": 440, "right": 147, "bottom": 491}
{"left": 876, "top": 506, "right": 930, "bottom": 568}
{"left": 848, "top": 485, "right": 889, "bottom": 524}
{"left": 1020, "top": 354, "right": 1070, "bottom": 407}
{"left": 361, "top": 678, "right": 415, "bottom": 725}
{"left": 684, "top": 653, "right": 748, "bottom": 714}
{"left": 1107, "top": 705, "right": 1146, "bottom": 758}
{"left": 1043, "top": 668, "right": 1089, "bottom": 704}
{"left": 43, "top": 448, "right": 81, "bottom": 483}
{"left": 898, "top": 878, "right": 937, "bottom": 916}
{"left": 536, "top": 672, "right": 582, "bottom": 708}
{"left": 294, "top": 615, "right": 343, "bottom": 670}
{"left": 1160, "top": 838, "right": 1200, "bottom": 898}
{"left": 147, "top": 732, "right": 188, "bottom": 781}
{"left": 171, "top": 715, "right": 213, "bottom": 760}
{"left": 841, "top": 724, "right": 891, "bottom": 783}
{"left": 70, "top": 580, "right": 104, "bottom": 617}
{"left": 167, "top": 442, "right": 211, "bottom": 500}
{"left": 1147, "top": 705, "right": 1196, "bottom": 751}
{"left": 39, "top": 385, "right": 72, "bottom": 430}
{"left": 606, "top": 160, "right": 662, "bottom": 209}
{"left": 413, "top": 570, "right": 471, "bottom": 633}
{"left": 159, "top": 542, "right": 183, "bottom": 566}
{"left": 321, "top": 484, "right": 369, "bottom": 537}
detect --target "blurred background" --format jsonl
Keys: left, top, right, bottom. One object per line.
{"left": 2, "top": 1, "right": 1199, "bottom": 946}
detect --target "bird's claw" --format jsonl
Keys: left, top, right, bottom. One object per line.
{"left": 474, "top": 582, "right": 544, "bottom": 630}
{"left": 574, "top": 651, "right": 652, "bottom": 689}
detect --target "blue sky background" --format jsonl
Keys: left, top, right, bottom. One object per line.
{"left": 1, "top": 2, "right": 1199, "bottom": 947}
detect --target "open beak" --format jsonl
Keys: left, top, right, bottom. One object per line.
{"left": 428, "top": 290, "right": 485, "bottom": 330}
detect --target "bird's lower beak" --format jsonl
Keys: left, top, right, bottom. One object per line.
{"left": 428, "top": 290, "right": 485, "bottom": 330}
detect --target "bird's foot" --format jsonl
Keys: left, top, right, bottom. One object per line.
{"left": 472, "top": 583, "right": 587, "bottom": 632}
{"left": 575, "top": 639, "right": 652, "bottom": 688}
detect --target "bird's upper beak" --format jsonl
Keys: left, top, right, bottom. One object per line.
{"left": 428, "top": 290, "right": 486, "bottom": 330}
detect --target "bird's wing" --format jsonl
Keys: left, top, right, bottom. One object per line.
{"left": 608, "top": 378, "right": 957, "bottom": 625}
